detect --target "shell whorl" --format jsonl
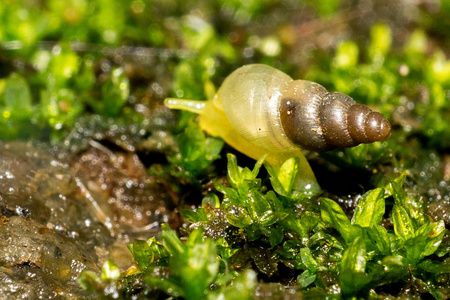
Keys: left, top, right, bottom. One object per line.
{"left": 218, "top": 64, "right": 298, "bottom": 152}
{"left": 280, "top": 80, "right": 391, "bottom": 151}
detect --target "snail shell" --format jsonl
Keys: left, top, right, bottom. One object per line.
{"left": 216, "top": 64, "right": 390, "bottom": 152}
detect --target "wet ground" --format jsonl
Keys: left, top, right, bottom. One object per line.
{"left": 0, "top": 141, "right": 178, "bottom": 298}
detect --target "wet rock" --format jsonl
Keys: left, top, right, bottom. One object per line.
{"left": 69, "top": 141, "right": 178, "bottom": 242}
{"left": 0, "top": 142, "right": 113, "bottom": 254}
{"left": 0, "top": 215, "right": 97, "bottom": 299}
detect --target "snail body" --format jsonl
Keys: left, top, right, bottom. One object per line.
{"left": 165, "top": 64, "right": 391, "bottom": 193}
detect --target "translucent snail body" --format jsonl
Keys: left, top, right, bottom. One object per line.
{"left": 165, "top": 64, "right": 391, "bottom": 193}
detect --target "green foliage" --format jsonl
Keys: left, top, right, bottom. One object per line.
{"left": 78, "top": 260, "right": 121, "bottom": 296}
{"left": 0, "top": 73, "right": 36, "bottom": 139}
{"left": 99, "top": 68, "right": 130, "bottom": 117}
{"left": 166, "top": 120, "right": 224, "bottom": 180}
{"left": 0, "top": 45, "right": 139, "bottom": 141}
{"left": 175, "top": 155, "right": 450, "bottom": 298}
{"left": 79, "top": 226, "right": 256, "bottom": 299}
{"left": 339, "top": 237, "right": 370, "bottom": 295}
{"left": 145, "top": 227, "right": 220, "bottom": 299}
{"left": 351, "top": 188, "right": 385, "bottom": 227}
{"left": 317, "top": 176, "right": 449, "bottom": 297}
{"left": 265, "top": 157, "right": 299, "bottom": 197}
{"left": 1, "top": 73, "right": 32, "bottom": 111}
{"left": 214, "top": 154, "right": 291, "bottom": 245}
{"left": 127, "top": 237, "right": 168, "bottom": 270}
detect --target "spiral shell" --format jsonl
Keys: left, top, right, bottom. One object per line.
{"left": 280, "top": 81, "right": 391, "bottom": 151}
{"left": 216, "top": 64, "right": 391, "bottom": 152}
{"left": 217, "top": 64, "right": 296, "bottom": 152}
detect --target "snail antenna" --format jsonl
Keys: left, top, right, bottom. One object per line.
{"left": 164, "top": 98, "right": 206, "bottom": 114}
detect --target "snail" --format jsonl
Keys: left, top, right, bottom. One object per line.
{"left": 165, "top": 64, "right": 391, "bottom": 193}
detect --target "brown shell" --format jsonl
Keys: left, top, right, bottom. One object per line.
{"left": 280, "top": 80, "right": 391, "bottom": 151}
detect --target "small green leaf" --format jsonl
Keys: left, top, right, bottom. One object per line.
{"left": 147, "top": 227, "right": 220, "bottom": 300}
{"left": 215, "top": 237, "right": 239, "bottom": 261}
{"left": 265, "top": 162, "right": 289, "bottom": 196}
{"left": 391, "top": 204, "right": 415, "bottom": 241}
{"left": 2, "top": 73, "right": 32, "bottom": 113}
{"left": 297, "top": 270, "right": 316, "bottom": 288}
{"left": 100, "top": 259, "right": 120, "bottom": 281}
{"left": 180, "top": 208, "right": 209, "bottom": 223}
{"left": 384, "top": 172, "right": 407, "bottom": 196}
{"left": 202, "top": 193, "right": 220, "bottom": 209}
{"left": 258, "top": 210, "right": 277, "bottom": 226}
{"left": 172, "top": 61, "right": 207, "bottom": 100}
{"left": 404, "top": 235, "right": 426, "bottom": 264}
{"left": 341, "top": 237, "right": 366, "bottom": 273}
{"left": 204, "top": 137, "right": 224, "bottom": 161}
{"left": 240, "top": 167, "right": 253, "bottom": 181}
{"left": 78, "top": 271, "right": 101, "bottom": 292}
{"left": 173, "top": 121, "right": 223, "bottom": 176}
{"left": 127, "top": 239, "right": 151, "bottom": 270}
{"left": 405, "top": 29, "right": 427, "bottom": 56}
{"left": 300, "top": 247, "right": 320, "bottom": 273}
{"left": 364, "top": 225, "right": 391, "bottom": 255}
{"left": 214, "top": 182, "right": 239, "bottom": 203}
{"left": 299, "top": 212, "right": 320, "bottom": 241}
{"left": 419, "top": 220, "right": 446, "bottom": 257}
{"left": 246, "top": 224, "right": 262, "bottom": 241}
{"left": 339, "top": 237, "right": 370, "bottom": 295}
{"left": 101, "top": 67, "right": 129, "bottom": 116}
{"left": 404, "top": 220, "right": 446, "bottom": 263}
{"left": 177, "top": 121, "right": 206, "bottom": 163}
{"left": 422, "top": 280, "right": 445, "bottom": 300}
{"left": 310, "top": 230, "right": 346, "bottom": 252}
{"left": 161, "top": 225, "right": 186, "bottom": 256}
{"left": 418, "top": 260, "right": 450, "bottom": 274}
{"left": 246, "top": 189, "right": 271, "bottom": 219}
{"left": 182, "top": 240, "right": 219, "bottom": 299}
{"left": 266, "top": 226, "right": 284, "bottom": 247}
{"left": 333, "top": 41, "right": 359, "bottom": 70}
{"left": 252, "top": 154, "right": 267, "bottom": 179}
{"left": 282, "top": 215, "right": 308, "bottom": 242}
{"left": 368, "top": 23, "right": 392, "bottom": 62}
{"left": 352, "top": 188, "right": 385, "bottom": 227}
{"left": 391, "top": 180, "right": 411, "bottom": 210}
{"left": 227, "top": 153, "right": 241, "bottom": 188}
{"left": 186, "top": 226, "right": 205, "bottom": 247}
{"left": 320, "top": 198, "right": 353, "bottom": 243}
{"left": 277, "top": 157, "right": 299, "bottom": 194}
{"left": 212, "top": 270, "right": 256, "bottom": 300}
{"left": 127, "top": 237, "right": 169, "bottom": 271}
{"left": 226, "top": 207, "right": 252, "bottom": 228}
{"left": 49, "top": 48, "right": 80, "bottom": 83}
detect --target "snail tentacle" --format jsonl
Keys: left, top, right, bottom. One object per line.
{"left": 164, "top": 98, "right": 206, "bottom": 114}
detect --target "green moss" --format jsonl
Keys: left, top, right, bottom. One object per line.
{"left": 79, "top": 155, "right": 449, "bottom": 298}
